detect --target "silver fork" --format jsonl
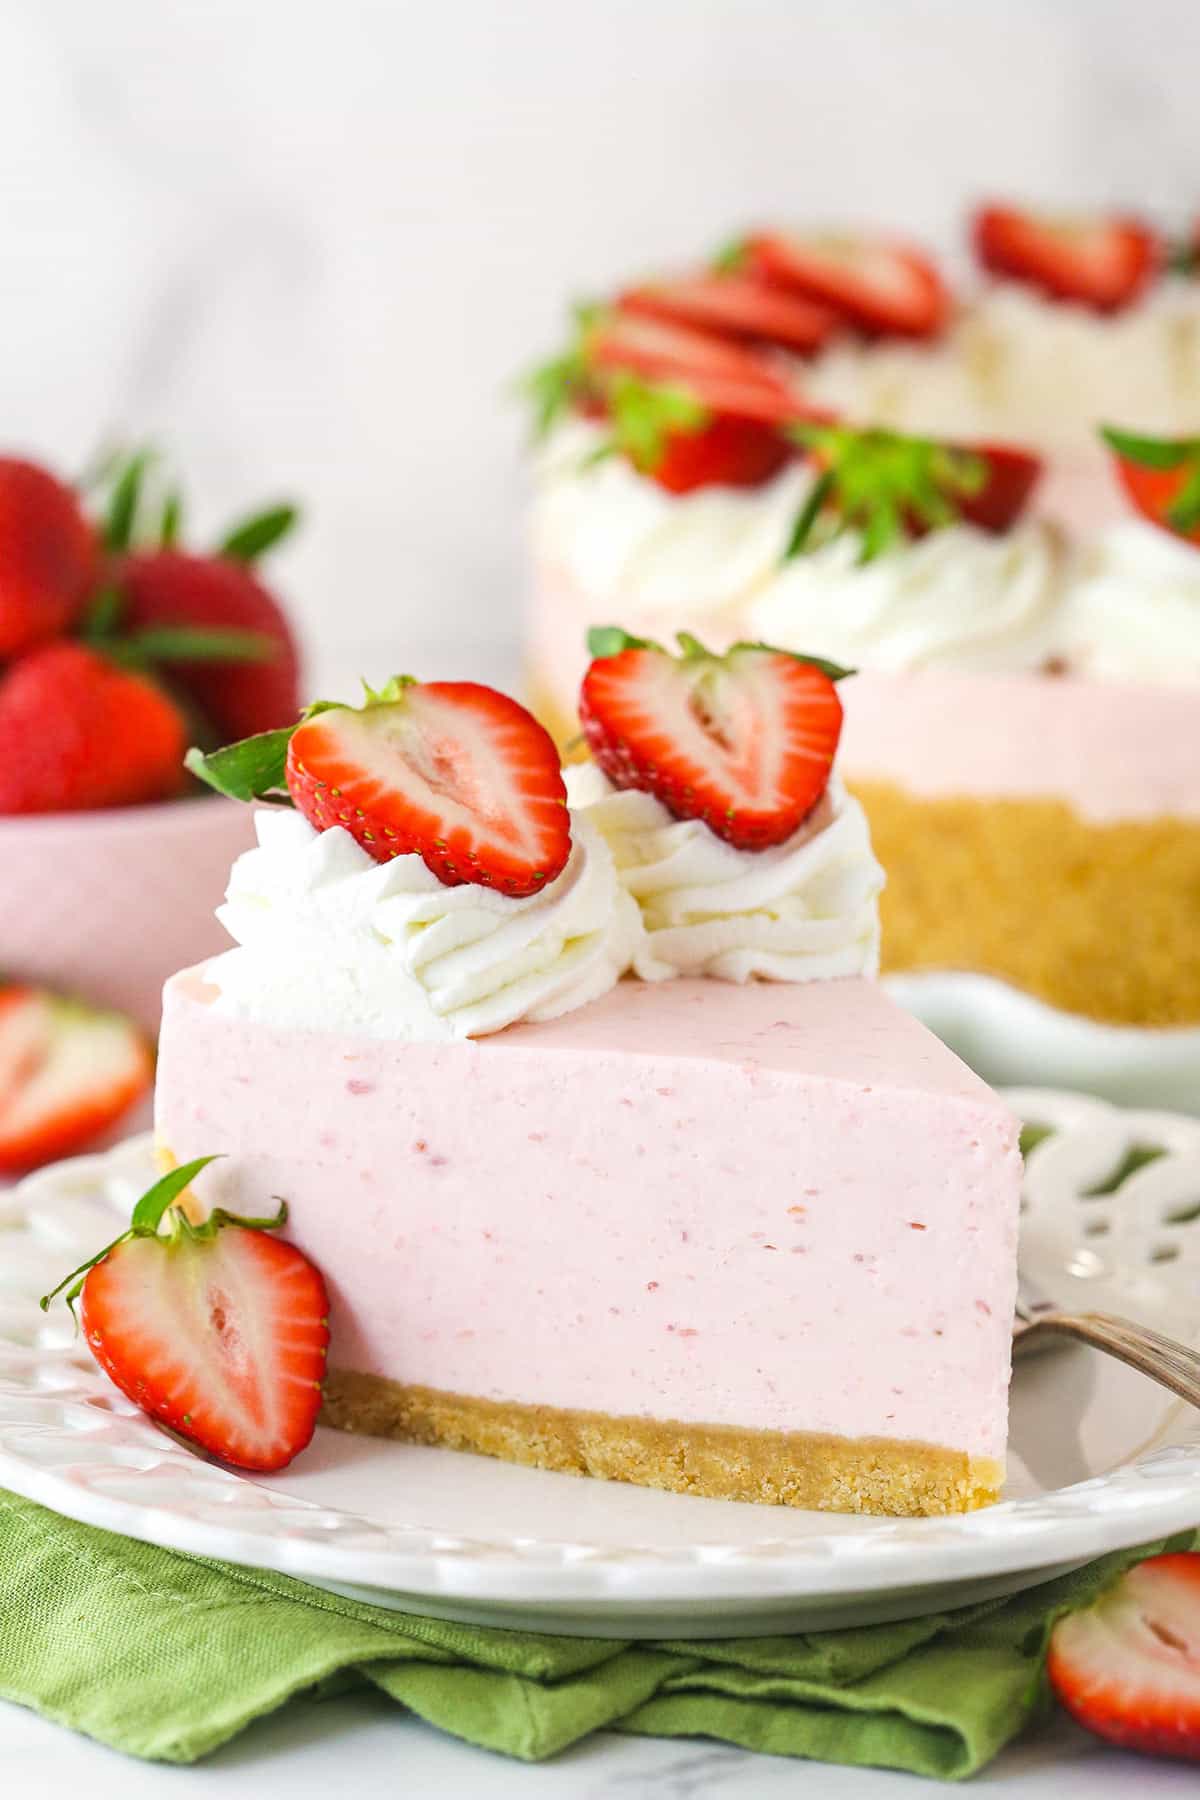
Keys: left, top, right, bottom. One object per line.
{"left": 1014, "top": 1269, "right": 1200, "bottom": 1409}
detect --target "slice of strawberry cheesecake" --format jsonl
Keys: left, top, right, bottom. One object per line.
{"left": 157, "top": 648, "right": 1022, "bottom": 1516}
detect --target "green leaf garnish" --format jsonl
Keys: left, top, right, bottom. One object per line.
{"left": 599, "top": 372, "right": 708, "bottom": 475}
{"left": 120, "top": 626, "right": 277, "bottom": 665}
{"left": 104, "top": 449, "right": 155, "bottom": 553}
{"left": 160, "top": 488, "right": 184, "bottom": 547}
{"left": 783, "top": 425, "right": 988, "bottom": 564}
{"left": 587, "top": 625, "right": 852, "bottom": 682}
{"left": 711, "top": 235, "right": 749, "bottom": 274}
{"left": 727, "top": 640, "right": 855, "bottom": 683}
{"left": 586, "top": 625, "right": 665, "bottom": 659}
{"left": 518, "top": 301, "right": 605, "bottom": 440}
{"left": 1099, "top": 425, "right": 1198, "bottom": 470}
{"left": 219, "top": 503, "right": 299, "bottom": 562}
{"left": 40, "top": 1156, "right": 220, "bottom": 1313}
{"left": 186, "top": 727, "right": 297, "bottom": 803}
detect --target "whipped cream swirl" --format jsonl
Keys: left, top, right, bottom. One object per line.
{"left": 207, "top": 807, "right": 643, "bottom": 1040}
{"left": 566, "top": 764, "right": 883, "bottom": 983}
{"left": 1057, "top": 522, "right": 1200, "bottom": 685}
{"left": 747, "top": 516, "right": 1065, "bottom": 675}
{"left": 531, "top": 417, "right": 807, "bottom": 624}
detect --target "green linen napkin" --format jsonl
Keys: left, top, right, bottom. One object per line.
{"left": 0, "top": 1488, "right": 1193, "bottom": 1779}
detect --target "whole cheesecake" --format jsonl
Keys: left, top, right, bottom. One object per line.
{"left": 523, "top": 207, "right": 1200, "bottom": 1056}
{"left": 160, "top": 656, "right": 1022, "bottom": 1516}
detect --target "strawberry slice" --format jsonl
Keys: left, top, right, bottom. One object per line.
{"left": 579, "top": 628, "right": 846, "bottom": 851}
{"left": 585, "top": 312, "right": 803, "bottom": 425}
{"left": 41, "top": 1157, "right": 330, "bottom": 1473}
{"left": 973, "top": 204, "right": 1161, "bottom": 312}
{"left": 743, "top": 231, "right": 949, "bottom": 339}
{"left": 0, "top": 986, "right": 152, "bottom": 1174}
{"left": 618, "top": 273, "right": 838, "bottom": 356}
{"left": 1101, "top": 426, "right": 1200, "bottom": 546}
{"left": 1047, "top": 1551, "right": 1200, "bottom": 1763}
{"left": 285, "top": 677, "right": 571, "bottom": 896}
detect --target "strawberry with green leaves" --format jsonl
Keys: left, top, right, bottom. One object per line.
{"left": 41, "top": 1156, "right": 330, "bottom": 1473}
{"left": 973, "top": 204, "right": 1161, "bottom": 313}
{"left": 189, "top": 674, "right": 572, "bottom": 897}
{"left": 524, "top": 308, "right": 806, "bottom": 494}
{"left": 783, "top": 422, "right": 1042, "bottom": 562}
{"left": 579, "top": 627, "right": 848, "bottom": 851}
{"left": 0, "top": 984, "right": 152, "bottom": 1173}
{"left": 1102, "top": 426, "right": 1200, "bottom": 547}
{"left": 0, "top": 457, "right": 98, "bottom": 657}
{"left": 84, "top": 450, "right": 302, "bottom": 743}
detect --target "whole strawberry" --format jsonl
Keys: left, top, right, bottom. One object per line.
{"left": 0, "top": 457, "right": 97, "bottom": 657}
{"left": 85, "top": 453, "right": 302, "bottom": 742}
{"left": 118, "top": 550, "right": 301, "bottom": 740}
{"left": 0, "top": 642, "right": 187, "bottom": 813}
{"left": 41, "top": 1156, "right": 331, "bottom": 1473}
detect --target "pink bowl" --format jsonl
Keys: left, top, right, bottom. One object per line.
{"left": 0, "top": 796, "right": 256, "bottom": 1036}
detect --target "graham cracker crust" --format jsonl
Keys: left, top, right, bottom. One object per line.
{"left": 321, "top": 1368, "right": 1002, "bottom": 1517}
{"left": 855, "top": 780, "right": 1200, "bottom": 1028}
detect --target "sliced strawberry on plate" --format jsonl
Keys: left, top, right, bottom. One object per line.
{"left": 0, "top": 642, "right": 188, "bottom": 814}
{"left": 972, "top": 204, "right": 1161, "bottom": 312}
{"left": 618, "top": 273, "right": 838, "bottom": 356}
{"left": 0, "top": 457, "right": 97, "bottom": 657}
{"left": 579, "top": 628, "right": 847, "bottom": 850}
{"left": 0, "top": 985, "right": 152, "bottom": 1174}
{"left": 743, "top": 231, "right": 949, "bottom": 339}
{"left": 1101, "top": 426, "right": 1200, "bottom": 546}
{"left": 1047, "top": 1551, "right": 1200, "bottom": 1763}
{"left": 41, "top": 1156, "right": 330, "bottom": 1473}
{"left": 784, "top": 423, "right": 1041, "bottom": 561}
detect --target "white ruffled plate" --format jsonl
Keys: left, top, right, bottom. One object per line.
{"left": 886, "top": 972, "right": 1200, "bottom": 1114}
{"left": 2, "top": 1094, "right": 1199, "bottom": 1639}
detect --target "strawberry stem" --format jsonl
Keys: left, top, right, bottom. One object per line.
{"left": 40, "top": 1155, "right": 222, "bottom": 1314}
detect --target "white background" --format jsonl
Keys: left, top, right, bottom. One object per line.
{"left": 0, "top": 0, "right": 1197, "bottom": 687}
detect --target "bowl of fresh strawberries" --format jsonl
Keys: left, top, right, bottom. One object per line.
{"left": 0, "top": 450, "right": 303, "bottom": 1035}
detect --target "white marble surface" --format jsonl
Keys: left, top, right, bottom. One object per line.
{"left": 4, "top": 1690, "right": 1199, "bottom": 1798}
{"left": 1, "top": 0, "right": 1198, "bottom": 686}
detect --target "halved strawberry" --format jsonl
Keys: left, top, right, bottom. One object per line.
{"left": 41, "top": 1157, "right": 330, "bottom": 1473}
{"left": 0, "top": 985, "right": 152, "bottom": 1174}
{"left": 585, "top": 312, "right": 803, "bottom": 425}
{"left": 285, "top": 677, "right": 571, "bottom": 895}
{"left": 1047, "top": 1551, "right": 1200, "bottom": 1763}
{"left": 579, "top": 628, "right": 846, "bottom": 850}
{"left": 619, "top": 273, "right": 838, "bottom": 356}
{"left": 743, "top": 231, "right": 949, "bottom": 339}
{"left": 585, "top": 371, "right": 792, "bottom": 494}
{"left": 1101, "top": 426, "right": 1200, "bottom": 546}
{"left": 973, "top": 204, "right": 1161, "bottom": 312}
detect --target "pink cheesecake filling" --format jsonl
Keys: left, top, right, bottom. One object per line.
{"left": 157, "top": 966, "right": 1020, "bottom": 1464}
{"left": 841, "top": 669, "right": 1200, "bottom": 824}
